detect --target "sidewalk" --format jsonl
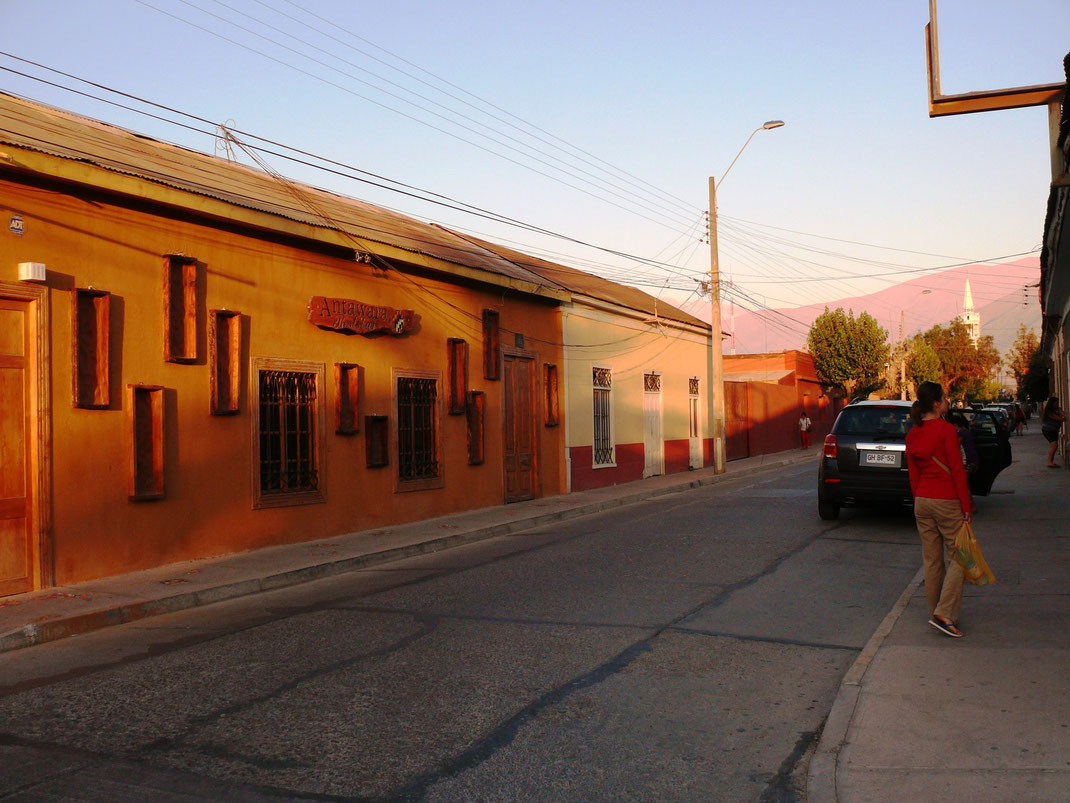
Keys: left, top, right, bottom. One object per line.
{"left": 808, "top": 429, "right": 1070, "bottom": 801}
{"left": 0, "top": 447, "right": 818, "bottom": 654}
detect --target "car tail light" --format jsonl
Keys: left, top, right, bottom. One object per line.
{"left": 823, "top": 434, "right": 837, "bottom": 459}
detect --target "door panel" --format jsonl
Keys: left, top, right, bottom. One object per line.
{"left": 643, "top": 392, "right": 663, "bottom": 477}
{"left": 503, "top": 354, "right": 536, "bottom": 503}
{"left": 0, "top": 299, "right": 32, "bottom": 596}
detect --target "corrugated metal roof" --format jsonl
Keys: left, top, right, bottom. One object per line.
{"left": 434, "top": 226, "right": 708, "bottom": 329}
{"left": 0, "top": 91, "right": 565, "bottom": 292}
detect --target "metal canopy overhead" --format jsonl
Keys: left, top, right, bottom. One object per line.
{"left": 925, "top": 0, "right": 1065, "bottom": 118}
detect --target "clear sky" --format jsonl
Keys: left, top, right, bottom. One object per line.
{"left": 2, "top": 1, "right": 1066, "bottom": 321}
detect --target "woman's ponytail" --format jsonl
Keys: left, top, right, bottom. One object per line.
{"left": 910, "top": 399, "right": 923, "bottom": 427}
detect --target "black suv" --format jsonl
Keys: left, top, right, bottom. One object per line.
{"left": 817, "top": 401, "right": 1011, "bottom": 520}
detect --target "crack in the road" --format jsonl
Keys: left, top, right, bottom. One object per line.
{"left": 669, "top": 627, "right": 860, "bottom": 652}
{"left": 134, "top": 615, "right": 439, "bottom": 762}
{"left": 328, "top": 604, "right": 685, "bottom": 632}
{"left": 0, "top": 731, "right": 348, "bottom": 802}
{"left": 386, "top": 526, "right": 833, "bottom": 800}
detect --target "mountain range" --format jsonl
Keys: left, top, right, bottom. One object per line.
{"left": 679, "top": 258, "right": 1041, "bottom": 360}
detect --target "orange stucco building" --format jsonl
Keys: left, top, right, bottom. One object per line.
{"left": 723, "top": 350, "right": 843, "bottom": 459}
{"left": 0, "top": 93, "right": 571, "bottom": 593}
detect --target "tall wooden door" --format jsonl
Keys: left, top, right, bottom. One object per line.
{"left": 643, "top": 374, "right": 664, "bottom": 478}
{"left": 503, "top": 353, "right": 536, "bottom": 503}
{"left": 0, "top": 298, "right": 34, "bottom": 596}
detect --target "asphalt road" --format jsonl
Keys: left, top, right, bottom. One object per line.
{"left": 0, "top": 461, "right": 923, "bottom": 801}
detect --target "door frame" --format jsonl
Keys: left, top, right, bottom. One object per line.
{"left": 502, "top": 346, "right": 538, "bottom": 502}
{"left": 0, "top": 280, "right": 52, "bottom": 590}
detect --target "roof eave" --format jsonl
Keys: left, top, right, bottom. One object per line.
{"left": 0, "top": 145, "right": 570, "bottom": 303}
{"left": 567, "top": 293, "right": 711, "bottom": 335}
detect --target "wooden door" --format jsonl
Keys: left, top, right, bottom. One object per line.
{"left": 643, "top": 387, "right": 664, "bottom": 477}
{"left": 724, "top": 382, "right": 749, "bottom": 461}
{"left": 503, "top": 353, "right": 536, "bottom": 503}
{"left": 0, "top": 298, "right": 33, "bottom": 596}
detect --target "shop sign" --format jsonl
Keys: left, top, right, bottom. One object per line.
{"left": 308, "top": 296, "right": 415, "bottom": 335}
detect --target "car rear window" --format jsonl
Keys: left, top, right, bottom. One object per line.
{"left": 959, "top": 410, "right": 998, "bottom": 434}
{"left": 836, "top": 407, "right": 913, "bottom": 437}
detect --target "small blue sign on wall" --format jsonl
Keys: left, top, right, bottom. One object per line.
{"left": 9, "top": 215, "right": 23, "bottom": 235}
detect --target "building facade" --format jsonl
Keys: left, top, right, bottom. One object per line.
{"left": 1041, "top": 57, "right": 1070, "bottom": 466}
{"left": 0, "top": 93, "right": 571, "bottom": 593}
{"left": 723, "top": 350, "right": 842, "bottom": 459}
{"left": 430, "top": 231, "right": 714, "bottom": 492}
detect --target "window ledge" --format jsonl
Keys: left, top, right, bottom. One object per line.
{"left": 395, "top": 477, "right": 445, "bottom": 493}
{"left": 254, "top": 490, "right": 326, "bottom": 509}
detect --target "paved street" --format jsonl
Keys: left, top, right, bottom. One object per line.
{"left": 0, "top": 459, "right": 923, "bottom": 801}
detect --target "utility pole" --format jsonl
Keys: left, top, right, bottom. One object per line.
{"left": 708, "top": 177, "right": 726, "bottom": 473}
{"left": 899, "top": 309, "right": 906, "bottom": 400}
{"left": 707, "top": 121, "right": 784, "bottom": 474}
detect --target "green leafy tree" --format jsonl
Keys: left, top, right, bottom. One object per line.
{"left": 807, "top": 307, "right": 890, "bottom": 398}
{"left": 962, "top": 378, "right": 1002, "bottom": 404}
{"left": 1005, "top": 324, "right": 1040, "bottom": 398}
{"left": 1023, "top": 346, "right": 1049, "bottom": 403}
{"left": 922, "top": 318, "right": 1001, "bottom": 401}
{"left": 905, "top": 336, "right": 941, "bottom": 396}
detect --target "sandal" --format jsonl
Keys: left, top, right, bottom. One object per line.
{"left": 929, "top": 618, "right": 964, "bottom": 638}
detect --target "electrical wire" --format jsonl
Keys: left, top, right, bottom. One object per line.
{"left": 133, "top": 0, "right": 698, "bottom": 235}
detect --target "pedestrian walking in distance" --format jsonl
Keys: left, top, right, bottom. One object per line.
{"left": 1014, "top": 403, "right": 1026, "bottom": 437}
{"left": 905, "top": 381, "right": 973, "bottom": 638}
{"left": 798, "top": 411, "right": 812, "bottom": 449}
{"left": 1041, "top": 396, "right": 1066, "bottom": 468}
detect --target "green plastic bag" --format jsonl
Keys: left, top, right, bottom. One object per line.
{"left": 953, "top": 522, "right": 995, "bottom": 586}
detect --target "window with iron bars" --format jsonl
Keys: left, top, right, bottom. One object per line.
{"left": 397, "top": 376, "right": 439, "bottom": 482}
{"left": 259, "top": 370, "right": 319, "bottom": 496}
{"left": 592, "top": 367, "right": 614, "bottom": 466}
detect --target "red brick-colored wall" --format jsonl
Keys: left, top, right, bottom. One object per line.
{"left": 569, "top": 443, "right": 644, "bottom": 491}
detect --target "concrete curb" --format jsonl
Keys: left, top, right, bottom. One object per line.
{"left": 806, "top": 565, "right": 925, "bottom": 803}
{"left": 1, "top": 451, "right": 815, "bottom": 654}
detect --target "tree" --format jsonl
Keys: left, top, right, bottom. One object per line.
{"left": 807, "top": 307, "right": 890, "bottom": 398}
{"left": 1023, "top": 346, "right": 1049, "bottom": 404}
{"left": 905, "top": 336, "right": 941, "bottom": 396}
{"left": 921, "top": 318, "right": 1001, "bottom": 401}
{"left": 1005, "top": 324, "right": 1040, "bottom": 398}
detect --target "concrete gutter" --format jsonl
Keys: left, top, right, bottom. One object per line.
{"left": 0, "top": 449, "right": 818, "bottom": 655}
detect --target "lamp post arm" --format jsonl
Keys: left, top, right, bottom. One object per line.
{"left": 715, "top": 127, "right": 762, "bottom": 191}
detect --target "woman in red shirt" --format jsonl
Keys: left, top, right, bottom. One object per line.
{"left": 905, "top": 381, "right": 973, "bottom": 638}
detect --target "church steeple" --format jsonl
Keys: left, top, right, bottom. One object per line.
{"left": 962, "top": 278, "right": 980, "bottom": 345}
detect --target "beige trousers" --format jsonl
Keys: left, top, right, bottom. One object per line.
{"left": 914, "top": 497, "right": 965, "bottom": 622}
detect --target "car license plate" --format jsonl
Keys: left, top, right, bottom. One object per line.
{"left": 864, "top": 452, "right": 898, "bottom": 466}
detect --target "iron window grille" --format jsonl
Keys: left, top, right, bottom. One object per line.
{"left": 592, "top": 367, "right": 613, "bottom": 466}
{"left": 644, "top": 372, "right": 661, "bottom": 393}
{"left": 259, "top": 370, "right": 319, "bottom": 495}
{"left": 689, "top": 376, "right": 700, "bottom": 396}
{"left": 398, "top": 377, "right": 439, "bottom": 482}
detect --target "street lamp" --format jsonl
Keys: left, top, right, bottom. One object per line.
{"left": 708, "top": 120, "right": 784, "bottom": 473}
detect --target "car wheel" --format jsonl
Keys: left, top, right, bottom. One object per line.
{"left": 818, "top": 498, "right": 840, "bottom": 520}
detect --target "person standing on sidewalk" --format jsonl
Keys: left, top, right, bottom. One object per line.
{"left": 906, "top": 381, "right": 973, "bottom": 639}
{"left": 798, "top": 411, "right": 812, "bottom": 449}
{"left": 1041, "top": 396, "right": 1065, "bottom": 468}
